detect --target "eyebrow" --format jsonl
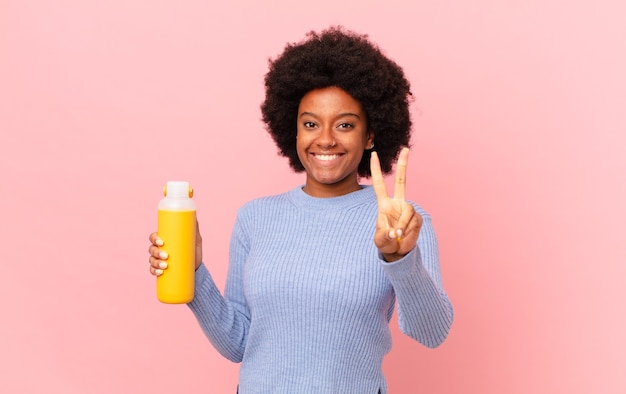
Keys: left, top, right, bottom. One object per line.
{"left": 299, "top": 112, "right": 361, "bottom": 119}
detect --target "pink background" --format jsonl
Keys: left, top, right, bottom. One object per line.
{"left": 1, "top": 1, "right": 625, "bottom": 393}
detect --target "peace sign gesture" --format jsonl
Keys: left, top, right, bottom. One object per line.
{"left": 371, "top": 147, "right": 423, "bottom": 262}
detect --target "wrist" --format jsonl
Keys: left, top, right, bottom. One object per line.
{"left": 382, "top": 252, "right": 405, "bottom": 263}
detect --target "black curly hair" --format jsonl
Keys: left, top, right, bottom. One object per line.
{"left": 261, "top": 26, "right": 413, "bottom": 177}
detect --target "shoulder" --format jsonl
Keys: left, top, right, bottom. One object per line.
{"left": 236, "top": 189, "right": 295, "bottom": 220}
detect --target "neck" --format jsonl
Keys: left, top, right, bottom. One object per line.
{"left": 302, "top": 178, "right": 362, "bottom": 198}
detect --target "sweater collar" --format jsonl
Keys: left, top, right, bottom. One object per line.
{"left": 287, "top": 185, "right": 375, "bottom": 211}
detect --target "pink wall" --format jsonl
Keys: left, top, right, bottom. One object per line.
{"left": 1, "top": 1, "right": 625, "bottom": 392}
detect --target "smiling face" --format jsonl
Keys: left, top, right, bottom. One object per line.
{"left": 297, "top": 86, "right": 374, "bottom": 197}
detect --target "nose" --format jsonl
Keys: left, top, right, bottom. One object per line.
{"left": 316, "top": 127, "right": 336, "bottom": 149}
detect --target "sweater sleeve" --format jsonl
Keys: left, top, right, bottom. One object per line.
{"left": 187, "top": 215, "right": 251, "bottom": 362}
{"left": 380, "top": 212, "right": 454, "bottom": 348}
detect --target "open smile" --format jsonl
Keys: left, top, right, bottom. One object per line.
{"left": 313, "top": 153, "right": 342, "bottom": 161}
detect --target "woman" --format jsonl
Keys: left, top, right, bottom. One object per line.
{"left": 148, "top": 26, "right": 453, "bottom": 393}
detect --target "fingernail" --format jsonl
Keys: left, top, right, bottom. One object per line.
{"left": 396, "top": 229, "right": 403, "bottom": 238}
{"left": 389, "top": 230, "right": 396, "bottom": 239}
{"left": 159, "top": 262, "right": 168, "bottom": 269}
{"left": 159, "top": 251, "right": 168, "bottom": 259}
{"left": 156, "top": 239, "right": 164, "bottom": 246}
{"left": 155, "top": 269, "right": 163, "bottom": 276}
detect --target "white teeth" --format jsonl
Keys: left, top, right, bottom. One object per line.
{"left": 316, "top": 154, "right": 339, "bottom": 161}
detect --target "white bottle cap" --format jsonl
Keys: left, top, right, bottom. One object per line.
{"left": 164, "top": 181, "right": 193, "bottom": 199}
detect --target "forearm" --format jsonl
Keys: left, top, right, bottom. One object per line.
{"left": 187, "top": 263, "right": 249, "bottom": 362}
{"left": 382, "top": 247, "right": 454, "bottom": 348}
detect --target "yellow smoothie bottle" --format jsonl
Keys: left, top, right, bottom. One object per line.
{"left": 157, "top": 181, "right": 196, "bottom": 304}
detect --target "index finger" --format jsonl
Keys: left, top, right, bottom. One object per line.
{"left": 149, "top": 232, "right": 163, "bottom": 246}
{"left": 370, "top": 151, "right": 389, "bottom": 201}
{"left": 394, "top": 147, "right": 409, "bottom": 201}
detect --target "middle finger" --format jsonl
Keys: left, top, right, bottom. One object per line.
{"left": 394, "top": 147, "right": 409, "bottom": 201}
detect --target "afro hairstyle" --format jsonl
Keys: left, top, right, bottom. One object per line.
{"left": 260, "top": 26, "right": 413, "bottom": 177}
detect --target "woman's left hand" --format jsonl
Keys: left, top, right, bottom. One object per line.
{"left": 371, "top": 147, "right": 423, "bottom": 262}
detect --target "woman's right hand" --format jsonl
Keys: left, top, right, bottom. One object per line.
{"left": 148, "top": 220, "right": 203, "bottom": 276}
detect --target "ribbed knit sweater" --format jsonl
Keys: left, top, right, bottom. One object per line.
{"left": 188, "top": 185, "right": 453, "bottom": 393}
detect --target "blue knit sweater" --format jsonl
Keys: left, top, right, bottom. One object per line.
{"left": 188, "top": 185, "right": 453, "bottom": 393}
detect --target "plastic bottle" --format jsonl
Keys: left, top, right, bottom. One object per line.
{"left": 157, "top": 181, "right": 196, "bottom": 303}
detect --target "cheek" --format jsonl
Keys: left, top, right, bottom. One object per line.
{"left": 344, "top": 134, "right": 369, "bottom": 150}
{"left": 295, "top": 135, "right": 308, "bottom": 160}
{"left": 295, "top": 134, "right": 303, "bottom": 150}
{"left": 296, "top": 131, "right": 315, "bottom": 148}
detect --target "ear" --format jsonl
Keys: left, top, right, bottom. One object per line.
{"left": 366, "top": 131, "right": 375, "bottom": 149}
